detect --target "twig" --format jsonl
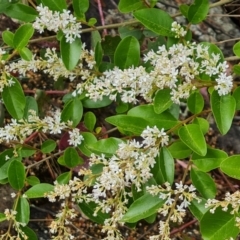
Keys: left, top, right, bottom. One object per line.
{"left": 170, "top": 219, "right": 198, "bottom": 236}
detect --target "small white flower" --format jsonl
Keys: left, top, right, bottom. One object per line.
{"left": 68, "top": 128, "right": 84, "bottom": 147}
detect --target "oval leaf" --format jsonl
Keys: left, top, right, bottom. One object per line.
{"left": 41, "top": 0, "right": 67, "bottom": 11}
{"left": 211, "top": 90, "right": 236, "bottom": 135}
{"left": 41, "top": 139, "right": 56, "bottom": 154}
{"left": 2, "top": 77, "right": 26, "bottom": 120}
{"left": 16, "top": 197, "right": 30, "bottom": 225}
{"left": 73, "top": 0, "right": 89, "bottom": 19}
{"left": 188, "top": 0, "right": 209, "bottom": 24}
{"left": 8, "top": 160, "right": 25, "bottom": 190}
{"left": 168, "top": 140, "right": 192, "bottom": 159}
{"left": 114, "top": 36, "right": 140, "bottom": 69}
{"left": 63, "top": 147, "right": 83, "bottom": 168}
{"left": 84, "top": 112, "right": 96, "bottom": 131}
{"left": 154, "top": 89, "right": 173, "bottom": 114}
{"left": 60, "top": 36, "right": 82, "bottom": 70}
{"left": 2, "top": 30, "right": 14, "bottom": 47}
{"left": 220, "top": 155, "right": 240, "bottom": 180}
{"left": 178, "top": 124, "right": 207, "bottom": 156}
{"left": 190, "top": 168, "right": 216, "bottom": 199}
{"left": 24, "top": 183, "right": 54, "bottom": 198}
{"left": 118, "top": 0, "right": 145, "bottom": 13}
{"left": 187, "top": 91, "right": 204, "bottom": 114}
{"left": 121, "top": 193, "right": 165, "bottom": 223}
{"left": 134, "top": 8, "right": 174, "bottom": 37}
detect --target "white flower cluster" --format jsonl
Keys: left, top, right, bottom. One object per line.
{"left": 0, "top": 72, "right": 15, "bottom": 92}
{"left": 74, "top": 42, "right": 232, "bottom": 105}
{"left": 0, "top": 109, "right": 83, "bottom": 144}
{"left": 68, "top": 128, "right": 84, "bottom": 146}
{"left": 147, "top": 181, "right": 200, "bottom": 223}
{"left": 6, "top": 46, "right": 95, "bottom": 81}
{"left": 33, "top": 4, "right": 82, "bottom": 43}
{"left": 171, "top": 21, "right": 187, "bottom": 38}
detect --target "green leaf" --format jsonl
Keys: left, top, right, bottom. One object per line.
{"left": 211, "top": 90, "right": 236, "bottom": 135}
{"left": 233, "top": 86, "right": 240, "bottom": 110}
{"left": 2, "top": 30, "right": 14, "bottom": 47}
{"left": 60, "top": 36, "right": 82, "bottom": 70}
{"left": 200, "top": 208, "right": 239, "bottom": 240}
{"left": 187, "top": 0, "right": 209, "bottom": 24}
{"left": 152, "top": 147, "right": 174, "bottom": 185}
{"left": 24, "top": 183, "right": 54, "bottom": 198}
{"left": 26, "top": 176, "right": 40, "bottom": 186}
{"left": 102, "top": 35, "right": 121, "bottom": 62}
{"left": 233, "top": 65, "right": 240, "bottom": 75}
{"left": 16, "top": 197, "right": 30, "bottom": 225}
{"left": 41, "top": 139, "right": 56, "bottom": 154}
{"left": 191, "top": 168, "right": 216, "bottom": 199}
{"left": 192, "top": 117, "right": 209, "bottom": 135}
{"left": 18, "top": 146, "right": 36, "bottom": 158}
{"left": 94, "top": 41, "right": 103, "bottom": 68}
{"left": 187, "top": 91, "right": 204, "bottom": 114}
{"left": 188, "top": 198, "right": 208, "bottom": 221}
{"left": 20, "top": 226, "right": 38, "bottom": 240}
{"left": 91, "top": 31, "right": 101, "bottom": 49}
{"left": 168, "top": 140, "right": 192, "bottom": 159}
{"left": 24, "top": 96, "right": 38, "bottom": 119}
{"left": 220, "top": 155, "right": 240, "bottom": 180}
{"left": 13, "top": 23, "right": 34, "bottom": 50}
{"left": 82, "top": 96, "right": 112, "bottom": 108}
{"left": 118, "top": 0, "right": 145, "bottom": 13}
{"left": 193, "top": 147, "right": 227, "bottom": 172}
{"left": 0, "top": 212, "right": 6, "bottom": 222}
{"left": 19, "top": 47, "right": 33, "bottom": 61}
{"left": 118, "top": 26, "right": 143, "bottom": 40}
{"left": 57, "top": 172, "right": 71, "bottom": 184}
{"left": 127, "top": 105, "right": 178, "bottom": 130}
{"left": 233, "top": 41, "right": 240, "bottom": 57}
{"left": 105, "top": 115, "right": 149, "bottom": 136}
{"left": 114, "top": 36, "right": 140, "bottom": 69}
{"left": 41, "top": 0, "right": 67, "bottom": 12}
{"left": 200, "top": 42, "right": 224, "bottom": 62}
{"left": 61, "top": 98, "right": 83, "bottom": 127}
{"left": 179, "top": 4, "right": 189, "bottom": 18}
{"left": 178, "top": 124, "right": 207, "bottom": 156}
{"left": 78, "top": 132, "right": 97, "bottom": 157}
{"left": 153, "top": 89, "right": 173, "bottom": 114}
{"left": 134, "top": 8, "right": 174, "bottom": 37}
{"left": 88, "top": 138, "right": 123, "bottom": 157}
{"left": 63, "top": 147, "right": 83, "bottom": 168}
{"left": 2, "top": 77, "right": 26, "bottom": 120}
{"left": 73, "top": 0, "right": 89, "bottom": 19}
{"left": 4, "top": 3, "right": 38, "bottom": 22}
{"left": 78, "top": 200, "right": 110, "bottom": 224}
{"left": 84, "top": 112, "right": 96, "bottom": 131}
{"left": 121, "top": 193, "right": 165, "bottom": 223}
{"left": 8, "top": 160, "right": 25, "bottom": 190}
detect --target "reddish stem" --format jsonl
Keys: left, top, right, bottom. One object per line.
{"left": 170, "top": 219, "right": 198, "bottom": 236}
{"left": 96, "top": 0, "right": 107, "bottom": 36}
{"left": 24, "top": 90, "right": 68, "bottom": 95}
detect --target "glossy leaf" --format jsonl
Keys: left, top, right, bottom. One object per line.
{"left": 25, "top": 183, "right": 54, "bottom": 198}
{"left": 84, "top": 112, "right": 96, "bottom": 131}
{"left": 134, "top": 9, "right": 174, "bottom": 37}
{"left": 2, "top": 77, "right": 26, "bottom": 120}
{"left": 8, "top": 160, "right": 25, "bottom": 190}
{"left": 63, "top": 147, "right": 83, "bottom": 168}
{"left": 82, "top": 96, "right": 112, "bottom": 108}
{"left": 18, "top": 146, "right": 36, "bottom": 158}
{"left": 20, "top": 226, "right": 38, "bottom": 240}
{"left": 88, "top": 138, "right": 123, "bottom": 157}
{"left": 73, "top": 0, "right": 89, "bottom": 19}
{"left": 187, "top": 91, "right": 204, "bottom": 114}
{"left": 106, "top": 115, "right": 149, "bottom": 136}
{"left": 188, "top": 0, "right": 209, "bottom": 24}
{"left": 200, "top": 208, "right": 239, "bottom": 240}
{"left": 118, "top": 0, "right": 144, "bottom": 13}
{"left": 61, "top": 98, "right": 83, "bottom": 127}
{"left": 57, "top": 172, "right": 71, "bottom": 184}
{"left": 192, "top": 117, "right": 209, "bottom": 135}
{"left": 78, "top": 132, "right": 97, "bottom": 157}
{"left": 26, "top": 176, "right": 40, "bottom": 186}
{"left": 233, "top": 65, "right": 240, "bottom": 75}
{"left": 13, "top": 23, "right": 34, "bottom": 50}
{"left": 60, "top": 36, "right": 82, "bottom": 70}
{"left": 233, "top": 86, "right": 240, "bottom": 110}
{"left": 95, "top": 41, "right": 103, "bottom": 68}
{"left": 19, "top": 47, "right": 33, "bottom": 61}
{"left": 0, "top": 213, "right": 6, "bottom": 222}
{"left": 41, "top": 139, "right": 56, "bottom": 153}
{"left": 178, "top": 124, "right": 207, "bottom": 156}
{"left": 188, "top": 198, "right": 208, "bottom": 221}
{"left": 78, "top": 200, "right": 110, "bottom": 224}
{"left": 152, "top": 147, "right": 174, "bottom": 185}
{"left": 192, "top": 147, "right": 227, "bottom": 172}
{"left": 153, "top": 89, "right": 173, "bottom": 114}
{"left": 41, "top": 0, "right": 67, "bottom": 11}
{"left": 16, "top": 197, "right": 30, "bottom": 225}
{"left": 168, "top": 140, "right": 192, "bottom": 159}
{"left": 220, "top": 155, "right": 240, "bottom": 180}
{"left": 2, "top": 30, "right": 14, "bottom": 47}
{"left": 233, "top": 41, "right": 240, "bottom": 57}
{"left": 121, "top": 193, "right": 165, "bottom": 223}
{"left": 211, "top": 90, "right": 236, "bottom": 135}
{"left": 24, "top": 96, "right": 38, "bottom": 119}
{"left": 179, "top": 4, "right": 189, "bottom": 18}
{"left": 114, "top": 36, "right": 140, "bottom": 69}
{"left": 4, "top": 3, "right": 38, "bottom": 22}
{"left": 191, "top": 168, "right": 216, "bottom": 199}
{"left": 118, "top": 26, "right": 143, "bottom": 40}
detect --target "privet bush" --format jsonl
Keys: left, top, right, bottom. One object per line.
{"left": 0, "top": 0, "right": 239, "bottom": 239}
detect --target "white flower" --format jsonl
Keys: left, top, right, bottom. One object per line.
{"left": 214, "top": 72, "right": 233, "bottom": 95}
{"left": 68, "top": 128, "right": 84, "bottom": 146}
{"left": 171, "top": 21, "right": 187, "bottom": 38}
